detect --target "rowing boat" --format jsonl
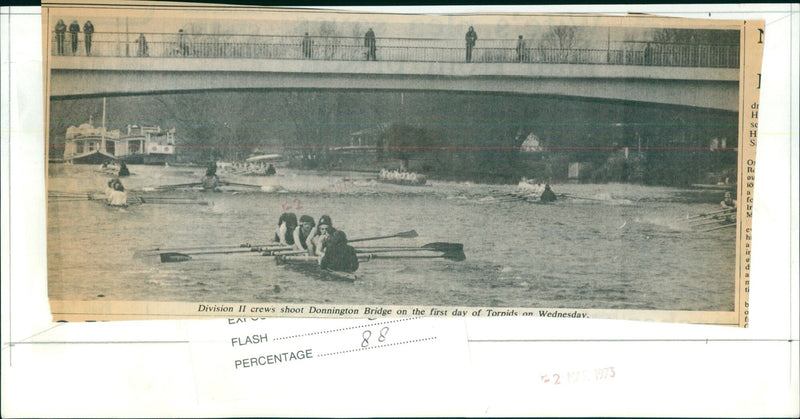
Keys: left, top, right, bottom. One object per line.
{"left": 274, "top": 255, "right": 358, "bottom": 282}
{"left": 153, "top": 181, "right": 267, "bottom": 194}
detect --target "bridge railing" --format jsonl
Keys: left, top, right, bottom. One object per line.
{"left": 50, "top": 32, "right": 740, "bottom": 68}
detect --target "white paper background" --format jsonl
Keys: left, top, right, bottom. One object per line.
{"left": 2, "top": 4, "right": 798, "bottom": 417}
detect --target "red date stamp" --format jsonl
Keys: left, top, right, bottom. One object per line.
{"left": 541, "top": 366, "right": 616, "bottom": 385}
{"left": 331, "top": 179, "right": 355, "bottom": 194}
{"left": 280, "top": 198, "right": 303, "bottom": 212}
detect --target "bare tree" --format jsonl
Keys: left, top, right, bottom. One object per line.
{"left": 652, "top": 28, "right": 739, "bottom": 45}
{"left": 541, "top": 25, "right": 585, "bottom": 62}
{"left": 545, "top": 25, "right": 577, "bottom": 50}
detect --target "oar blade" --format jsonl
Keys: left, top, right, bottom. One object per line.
{"left": 397, "top": 230, "right": 418, "bottom": 239}
{"left": 442, "top": 249, "right": 467, "bottom": 261}
{"left": 160, "top": 252, "right": 193, "bottom": 263}
{"left": 421, "top": 242, "right": 463, "bottom": 252}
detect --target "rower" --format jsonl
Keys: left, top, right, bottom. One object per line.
{"left": 118, "top": 161, "right": 130, "bottom": 177}
{"left": 201, "top": 167, "right": 221, "bottom": 192}
{"left": 106, "top": 177, "right": 120, "bottom": 201}
{"left": 540, "top": 184, "right": 557, "bottom": 203}
{"left": 292, "top": 215, "right": 315, "bottom": 251}
{"left": 274, "top": 212, "right": 298, "bottom": 246}
{"left": 107, "top": 179, "right": 128, "bottom": 207}
{"left": 719, "top": 191, "right": 737, "bottom": 223}
{"left": 319, "top": 230, "right": 359, "bottom": 273}
{"left": 306, "top": 215, "right": 335, "bottom": 256}
{"left": 720, "top": 191, "right": 736, "bottom": 209}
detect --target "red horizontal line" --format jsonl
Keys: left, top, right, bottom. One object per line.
{"left": 50, "top": 144, "right": 738, "bottom": 151}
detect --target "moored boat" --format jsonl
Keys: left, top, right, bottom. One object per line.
{"left": 62, "top": 99, "right": 177, "bottom": 165}
{"left": 377, "top": 169, "right": 427, "bottom": 186}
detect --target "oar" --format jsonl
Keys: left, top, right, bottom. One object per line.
{"left": 156, "top": 182, "right": 203, "bottom": 190}
{"left": 48, "top": 197, "right": 92, "bottom": 202}
{"left": 263, "top": 231, "right": 418, "bottom": 248}
{"left": 348, "top": 230, "right": 418, "bottom": 243}
{"left": 704, "top": 222, "right": 736, "bottom": 232}
{"left": 159, "top": 248, "right": 263, "bottom": 263}
{"left": 270, "top": 249, "right": 311, "bottom": 256}
{"left": 360, "top": 249, "right": 466, "bottom": 262}
{"left": 138, "top": 196, "right": 207, "bottom": 200}
{"left": 559, "top": 193, "right": 606, "bottom": 202}
{"left": 356, "top": 242, "right": 463, "bottom": 253}
{"left": 694, "top": 218, "right": 733, "bottom": 227}
{"left": 686, "top": 208, "right": 736, "bottom": 220}
{"left": 141, "top": 242, "right": 291, "bottom": 258}
{"left": 687, "top": 208, "right": 736, "bottom": 221}
{"left": 158, "top": 231, "right": 418, "bottom": 263}
{"left": 274, "top": 254, "right": 317, "bottom": 264}
{"left": 147, "top": 200, "right": 210, "bottom": 206}
{"left": 137, "top": 242, "right": 272, "bottom": 258}
{"left": 221, "top": 181, "right": 262, "bottom": 189}
{"left": 267, "top": 231, "right": 421, "bottom": 256}
{"left": 49, "top": 192, "right": 91, "bottom": 198}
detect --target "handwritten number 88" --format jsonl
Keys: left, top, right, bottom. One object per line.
{"left": 361, "top": 327, "right": 390, "bottom": 347}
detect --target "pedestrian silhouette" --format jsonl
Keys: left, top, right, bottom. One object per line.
{"left": 83, "top": 20, "right": 94, "bottom": 55}
{"left": 178, "top": 29, "right": 189, "bottom": 56}
{"left": 136, "top": 33, "right": 148, "bottom": 57}
{"left": 68, "top": 20, "right": 80, "bottom": 55}
{"left": 364, "top": 28, "right": 376, "bottom": 61}
{"left": 55, "top": 19, "right": 67, "bottom": 55}
{"left": 516, "top": 35, "right": 526, "bottom": 62}
{"left": 465, "top": 26, "right": 478, "bottom": 62}
{"left": 302, "top": 32, "right": 313, "bottom": 59}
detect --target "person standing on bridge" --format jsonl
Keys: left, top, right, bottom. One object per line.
{"left": 301, "top": 32, "right": 313, "bottom": 59}
{"left": 516, "top": 35, "right": 527, "bottom": 62}
{"left": 644, "top": 42, "right": 653, "bottom": 66}
{"left": 55, "top": 19, "right": 67, "bottom": 55}
{"left": 364, "top": 28, "right": 376, "bottom": 61}
{"left": 465, "top": 26, "right": 478, "bottom": 62}
{"left": 68, "top": 20, "right": 80, "bottom": 55}
{"left": 136, "top": 33, "right": 149, "bottom": 57}
{"left": 83, "top": 20, "right": 94, "bottom": 55}
{"left": 178, "top": 29, "right": 189, "bottom": 56}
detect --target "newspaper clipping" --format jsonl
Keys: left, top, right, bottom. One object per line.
{"left": 43, "top": 2, "right": 763, "bottom": 326}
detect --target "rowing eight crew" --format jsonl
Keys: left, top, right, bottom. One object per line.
{"left": 273, "top": 212, "right": 359, "bottom": 273}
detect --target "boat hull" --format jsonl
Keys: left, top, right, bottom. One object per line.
{"left": 275, "top": 255, "right": 358, "bottom": 282}
{"left": 121, "top": 154, "right": 175, "bottom": 165}
{"left": 69, "top": 150, "right": 117, "bottom": 165}
{"left": 377, "top": 177, "right": 427, "bottom": 186}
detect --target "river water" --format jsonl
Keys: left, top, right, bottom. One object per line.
{"left": 47, "top": 164, "right": 735, "bottom": 311}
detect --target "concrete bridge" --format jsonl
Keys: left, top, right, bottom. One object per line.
{"left": 48, "top": 33, "right": 740, "bottom": 111}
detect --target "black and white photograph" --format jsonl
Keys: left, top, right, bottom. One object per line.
{"left": 44, "top": 4, "right": 761, "bottom": 324}
{"left": 5, "top": 3, "right": 799, "bottom": 418}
